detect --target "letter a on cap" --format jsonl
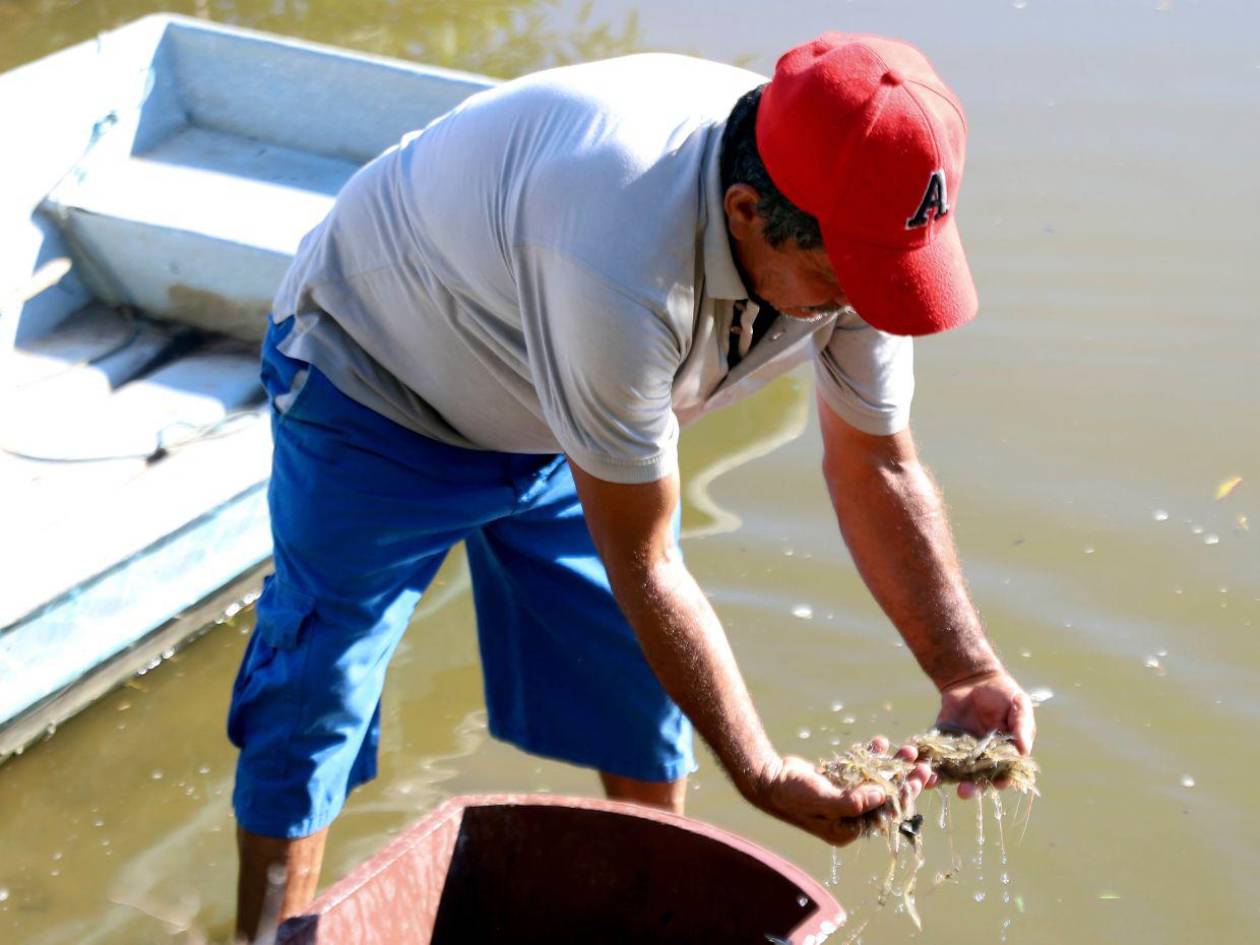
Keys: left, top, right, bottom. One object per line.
{"left": 906, "top": 170, "right": 950, "bottom": 229}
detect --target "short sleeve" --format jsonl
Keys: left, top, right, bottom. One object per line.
{"left": 814, "top": 308, "right": 915, "bottom": 435}
{"left": 515, "top": 243, "right": 686, "bottom": 483}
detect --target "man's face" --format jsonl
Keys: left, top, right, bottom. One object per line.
{"left": 724, "top": 184, "right": 850, "bottom": 320}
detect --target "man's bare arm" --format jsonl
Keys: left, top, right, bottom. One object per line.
{"left": 568, "top": 459, "right": 927, "bottom": 843}
{"left": 817, "top": 397, "right": 1035, "bottom": 754}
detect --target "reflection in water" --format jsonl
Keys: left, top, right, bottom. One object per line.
{"left": 679, "top": 374, "right": 809, "bottom": 540}
{"left": 0, "top": 0, "right": 642, "bottom": 77}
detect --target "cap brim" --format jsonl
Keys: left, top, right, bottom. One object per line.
{"left": 822, "top": 214, "right": 978, "bottom": 337}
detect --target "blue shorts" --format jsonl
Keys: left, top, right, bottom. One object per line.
{"left": 228, "top": 318, "right": 694, "bottom": 838}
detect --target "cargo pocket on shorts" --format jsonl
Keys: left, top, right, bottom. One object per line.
{"left": 227, "top": 575, "right": 317, "bottom": 750}
{"left": 255, "top": 574, "right": 315, "bottom": 651}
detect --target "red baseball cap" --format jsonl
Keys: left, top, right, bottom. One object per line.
{"left": 757, "top": 33, "right": 977, "bottom": 336}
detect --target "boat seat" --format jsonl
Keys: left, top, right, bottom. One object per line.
{"left": 43, "top": 126, "right": 358, "bottom": 341}
{"left": 0, "top": 302, "right": 268, "bottom": 631}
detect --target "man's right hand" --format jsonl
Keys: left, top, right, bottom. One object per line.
{"left": 752, "top": 738, "right": 932, "bottom": 846}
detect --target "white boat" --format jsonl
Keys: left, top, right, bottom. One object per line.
{"left": 0, "top": 14, "right": 495, "bottom": 760}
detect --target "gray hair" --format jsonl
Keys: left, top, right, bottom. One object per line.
{"left": 719, "top": 85, "right": 823, "bottom": 251}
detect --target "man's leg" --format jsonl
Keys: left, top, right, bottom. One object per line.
{"left": 232, "top": 324, "right": 518, "bottom": 941}
{"left": 599, "top": 771, "right": 688, "bottom": 814}
{"left": 235, "top": 826, "right": 327, "bottom": 943}
{"left": 465, "top": 455, "right": 696, "bottom": 801}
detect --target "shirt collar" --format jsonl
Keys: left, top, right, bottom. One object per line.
{"left": 701, "top": 125, "right": 749, "bottom": 303}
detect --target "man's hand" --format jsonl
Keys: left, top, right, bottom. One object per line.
{"left": 936, "top": 667, "right": 1036, "bottom": 798}
{"left": 754, "top": 738, "right": 932, "bottom": 846}
{"left": 818, "top": 400, "right": 1035, "bottom": 798}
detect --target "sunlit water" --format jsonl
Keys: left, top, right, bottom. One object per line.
{"left": 3, "top": 1, "right": 1259, "bottom": 943}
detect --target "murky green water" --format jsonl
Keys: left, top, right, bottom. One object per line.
{"left": 3, "top": 1, "right": 1259, "bottom": 942}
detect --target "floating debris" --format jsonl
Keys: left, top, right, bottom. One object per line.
{"left": 1215, "top": 475, "right": 1243, "bottom": 501}
{"left": 1180, "top": 775, "right": 1195, "bottom": 788}
{"left": 819, "top": 742, "right": 916, "bottom": 837}
{"left": 820, "top": 732, "right": 1039, "bottom": 836}
{"left": 819, "top": 732, "right": 1039, "bottom": 932}
{"left": 791, "top": 604, "right": 814, "bottom": 620}
{"left": 910, "top": 731, "right": 1040, "bottom": 795}
{"left": 1203, "top": 534, "right": 1220, "bottom": 546}
{"left": 1028, "top": 687, "right": 1054, "bottom": 705}
{"left": 1152, "top": 509, "right": 1170, "bottom": 522}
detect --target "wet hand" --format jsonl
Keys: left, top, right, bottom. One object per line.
{"left": 755, "top": 738, "right": 931, "bottom": 846}
{"left": 936, "top": 668, "right": 1036, "bottom": 798}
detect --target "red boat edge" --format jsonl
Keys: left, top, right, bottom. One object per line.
{"left": 275, "top": 793, "right": 846, "bottom": 945}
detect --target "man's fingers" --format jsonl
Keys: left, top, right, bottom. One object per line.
{"left": 1008, "top": 692, "right": 1036, "bottom": 755}
{"left": 826, "top": 816, "right": 866, "bottom": 847}
{"left": 957, "top": 780, "right": 977, "bottom": 800}
{"left": 833, "top": 784, "right": 887, "bottom": 818}
{"left": 868, "top": 735, "right": 890, "bottom": 754}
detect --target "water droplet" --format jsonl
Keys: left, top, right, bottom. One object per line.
{"left": 150, "top": 770, "right": 163, "bottom": 780}
{"left": 841, "top": 715, "right": 856, "bottom": 725}
{"left": 0, "top": 888, "right": 9, "bottom": 902}
{"left": 791, "top": 604, "right": 813, "bottom": 619}
{"left": 1019, "top": 649, "right": 1032, "bottom": 659}
{"left": 1001, "top": 872, "right": 1011, "bottom": 885}
{"left": 1083, "top": 545, "right": 1095, "bottom": 555}
{"left": 829, "top": 847, "right": 843, "bottom": 886}
{"left": 1152, "top": 509, "right": 1169, "bottom": 521}
{"left": 797, "top": 894, "right": 810, "bottom": 908}
{"left": 198, "top": 765, "right": 210, "bottom": 775}
{"left": 783, "top": 547, "right": 795, "bottom": 557}
{"left": 1012, "top": 0, "right": 1027, "bottom": 9}
{"left": 51, "top": 851, "right": 62, "bottom": 861}
{"left": 50, "top": 869, "right": 60, "bottom": 878}
{"left": 974, "top": 891, "right": 987, "bottom": 902}
{"left": 1191, "top": 525, "right": 1205, "bottom": 535}
{"left": 1144, "top": 656, "right": 1161, "bottom": 670}
{"left": 1180, "top": 775, "right": 1195, "bottom": 788}
{"left": 798, "top": 727, "right": 812, "bottom": 740}
{"left": 92, "top": 818, "right": 104, "bottom": 828}
{"left": 1204, "top": 534, "right": 1220, "bottom": 545}
{"left": 830, "top": 701, "right": 844, "bottom": 712}
{"left": 1028, "top": 687, "right": 1054, "bottom": 705}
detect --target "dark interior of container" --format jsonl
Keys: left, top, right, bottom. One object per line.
{"left": 428, "top": 804, "right": 816, "bottom": 945}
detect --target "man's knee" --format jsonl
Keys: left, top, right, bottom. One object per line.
{"left": 599, "top": 770, "right": 687, "bottom": 814}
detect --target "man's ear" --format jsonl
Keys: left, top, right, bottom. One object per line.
{"left": 723, "top": 184, "right": 762, "bottom": 242}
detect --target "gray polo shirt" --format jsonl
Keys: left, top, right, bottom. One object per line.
{"left": 273, "top": 53, "right": 913, "bottom": 484}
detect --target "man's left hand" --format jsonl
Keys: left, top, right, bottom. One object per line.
{"left": 936, "top": 667, "right": 1036, "bottom": 756}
